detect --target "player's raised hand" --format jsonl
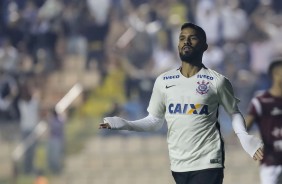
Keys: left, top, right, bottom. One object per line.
{"left": 99, "top": 122, "right": 111, "bottom": 129}
{"left": 253, "top": 147, "right": 263, "bottom": 161}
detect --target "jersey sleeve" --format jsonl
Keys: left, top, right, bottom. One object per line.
{"left": 147, "top": 76, "right": 166, "bottom": 118}
{"left": 217, "top": 77, "right": 240, "bottom": 115}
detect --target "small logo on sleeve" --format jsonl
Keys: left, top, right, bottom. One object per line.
{"left": 196, "top": 80, "right": 209, "bottom": 95}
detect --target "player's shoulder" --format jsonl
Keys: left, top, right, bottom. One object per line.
{"left": 252, "top": 90, "right": 271, "bottom": 101}
{"left": 253, "top": 90, "right": 267, "bottom": 97}
{"left": 250, "top": 90, "right": 276, "bottom": 106}
{"left": 203, "top": 67, "right": 228, "bottom": 86}
{"left": 156, "top": 68, "right": 181, "bottom": 81}
{"left": 204, "top": 67, "right": 225, "bottom": 80}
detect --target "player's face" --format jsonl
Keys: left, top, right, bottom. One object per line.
{"left": 178, "top": 27, "right": 207, "bottom": 62}
{"left": 273, "top": 66, "right": 282, "bottom": 87}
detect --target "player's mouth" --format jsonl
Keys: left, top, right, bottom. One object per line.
{"left": 182, "top": 45, "right": 193, "bottom": 52}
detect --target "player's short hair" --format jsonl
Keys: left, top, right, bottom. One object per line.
{"left": 268, "top": 59, "right": 282, "bottom": 77}
{"left": 181, "top": 23, "right": 207, "bottom": 43}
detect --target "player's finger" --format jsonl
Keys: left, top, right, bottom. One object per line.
{"left": 257, "top": 148, "right": 264, "bottom": 156}
{"left": 256, "top": 148, "right": 264, "bottom": 159}
{"left": 253, "top": 152, "right": 259, "bottom": 160}
{"left": 99, "top": 123, "right": 111, "bottom": 129}
{"left": 254, "top": 153, "right": 259, "bottom": 160}
{"left": 99, "top": 123, "right": 107, "bottom": 129}
{"left": 254, "top": 151, "right": 263, "bottom": 161}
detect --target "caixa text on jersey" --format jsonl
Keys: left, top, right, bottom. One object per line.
{"left": 168, "top": 103, "right": 209, "bottom": 115}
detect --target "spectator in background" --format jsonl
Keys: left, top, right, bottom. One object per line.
{"left": 151, "top": 30, "right": 178, "bottom": 77}
{"left": 202, "top": 43, "right": 224, "bottom": 70}
{"left": 0, "top": 39, "right": 19, "bottom": 74}
{"left": 82, "top": 14, "right": 110, "bottom": 72}
{"left": 251, "top": 0, "right": 282, "bottom": 62}
{"left": 82, "top": 0, "right": 111, "bottom": 73}
{"left": 195, "top": 0, "right": 221, "bottom": 45}
{"left": 0, "top": 69, "right": 18, "bottom": 120}
{"left": 47, "top": 108, "right": 65, "bottom": 174}
{"left": 2, "top": 0, "right": 25, "bottom": 48}
{"left": 221, "top": 0, "right": 249, "bottom": 43}
{"left": 18, "top": 82, "right": 40, "bottom": 174}
{"left": 120, "top": 4, "right": 155, "bottom": 114}
{"left": 61, "top": 1, "right": 85, "bottom": 55}
{"left": 27, "top": 15, "right": 58, "bottom": 73}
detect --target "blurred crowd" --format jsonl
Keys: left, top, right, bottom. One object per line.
{"left": 0, "top": 0, "right": 280, "bottom": 123}
{"left": 0, "top": 0, "right": 281, "bottom": 177}
{"left": 0, "top": 0, "right": 281, "bottom": 122}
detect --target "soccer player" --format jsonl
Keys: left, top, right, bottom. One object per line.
{"left": 246, "top": 60, "right": 282, "bottom": 184}
{"left": 100, "top": 23, "right": 263, "bottom": 184}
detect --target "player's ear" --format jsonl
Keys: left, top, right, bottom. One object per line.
{"left": 203, "top": 43, "right": 208, "bottom": 51}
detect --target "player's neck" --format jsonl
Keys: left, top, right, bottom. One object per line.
{"left": 269, "top": 84, "right": 282, "bottom": 97}
{"left": 180, "top": 62, "right": 202, "bottom": 78}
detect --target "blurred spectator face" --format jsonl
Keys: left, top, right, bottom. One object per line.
{"left": 178, "top": 27, "right": 207, "bottom": 62}
{"left": 273, "top": 64, "right": 282, "bottom": 85}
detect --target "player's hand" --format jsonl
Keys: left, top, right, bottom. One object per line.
{"left": 253, "top": 147, "right": 263, "bottom": 161}
{"left": 99, "top": 122, "right": 111, "bottom": 129}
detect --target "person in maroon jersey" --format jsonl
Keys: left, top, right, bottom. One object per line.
{"left": 246, "top": 60, "right": 282, "bottom": 184}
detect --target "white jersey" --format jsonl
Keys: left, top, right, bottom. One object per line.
{"left": 147, "top": 66, "right": 240, "bottom": 172}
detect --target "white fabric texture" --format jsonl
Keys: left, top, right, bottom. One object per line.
{"left": 217, "top": 77, "right": 240, "bottom": 115}
{"left": 232, "top": 113, "right": 263, "bottom": 157}
{"left": 104, "top": 114, "right": 164, "bottom": 132}
{"left": 260, "top": 164, "right": 282, "bottom": 184}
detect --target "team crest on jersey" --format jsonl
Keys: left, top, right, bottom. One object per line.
{"left": 196, "top": 80, "right": 209, "bottom": 95}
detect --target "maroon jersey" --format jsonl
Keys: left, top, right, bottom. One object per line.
{"left": 248, "top": 91, "right": 282, "bottom": 166}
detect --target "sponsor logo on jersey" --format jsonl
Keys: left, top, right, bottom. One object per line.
{"left": 163, "top": 75, "right": 180, "bottom": 80}
{"left": 168, "top": 103, "right": 209, "bottom": 115}
{"left": 196, "top": 80, "right": 209, "bottom": 95}
{"left": 197, "top": 74, "right": 214, "bottom": 80}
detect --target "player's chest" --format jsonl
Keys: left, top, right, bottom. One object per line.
{"left": 262, "top": 101, "right": 282, "bottom": 118}
{"left": 163, "top": 79, "right": 218, "bottom": 104}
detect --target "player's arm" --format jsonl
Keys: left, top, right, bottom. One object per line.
{"left": 99, "top": 114, "right": 164, "bottom": 132}
{"left": 231, "top": 113, "right": 263, "bottom": 161}
{"left": 217, "top": 77, "right": 263, "bottom": 160}
{"left": 245, "top": 97, "right": 261, "bottom": 131}
{"left": 245, "top": 114, "right": 255, "bottom": 131}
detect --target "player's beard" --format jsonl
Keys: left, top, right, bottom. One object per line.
{"left": 179, "top": 49, "right": 203, "bottom": 65}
